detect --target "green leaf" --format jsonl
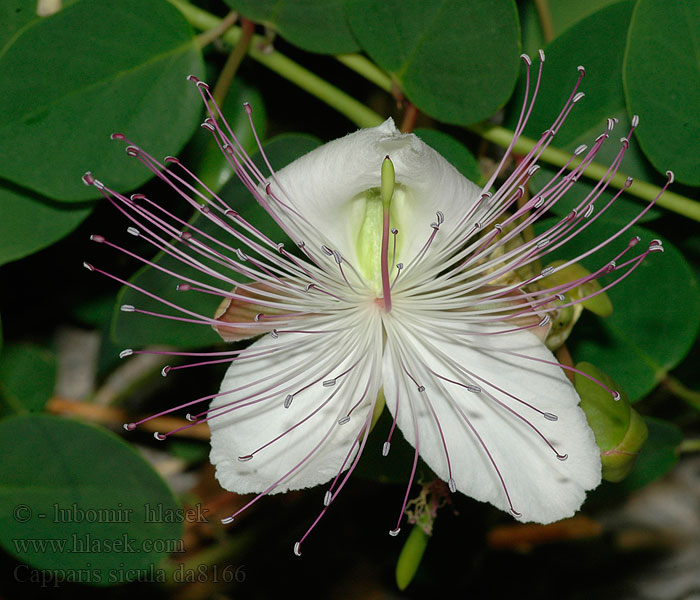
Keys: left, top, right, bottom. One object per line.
{"left": 519, "top": 0, "right": 622, "bottom": 58}
{"left": 618, "top": 417, "right": 682, "bottom": 490}
{"left": 509, "top": 1, "right": 660, "bottom": 223}
{"left": 0, "top": 185, "right": 92, "bottom": 266}
{"left": 0, "top": 0, "right": 204, "bottom": 202}
{"left": 0, "top": 343, "right": 56, "bottom": 413}
{"left": 111, "top": 134, "right": 321, "bottom": 348}
{"left": 224, "top": 0, "right": 359, "bottom": 54}
{"left": 623, "top": 0, "right": 700, "bottom": 185}
{"left": 0, "top": 414, "right": 184, "bottom": 584}
{"left": 413, "top": 128, "right": 482, "bottom": 185}
{"left": 346, "top": 0, "right": 521, "bottom": 124}
{"left": 539, "top": 219, "right": 700, "bottom": 400}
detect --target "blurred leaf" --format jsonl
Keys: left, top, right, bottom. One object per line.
{"left": 0, "top": 0, "right": 204, "bottom": 201}
{"left": 0, "top": 186, "right": 92, "bottom": 266}
{"left": 618, "top": 417, "right": 682, "bottom": 490}
{"left": 111, "top": 134, "right": 321, "bottom": 347}
{"left": 224, "top": 0, "right": 359, "bottom": 54}
{"left": 509, "top": 1, "right": 660, "bottom": 223}
{"left": 624, "top": 0, "right": 700, "bottom": 185}
{"left": 0, "top": 343, "right": 55, "bottom": 413}
{"left": 413, "top": 128, "right": 482, "bottom": 185}
{"left": 0, "top": 414, "right": 183, "bottom": 584}
{"left": 519, "top": 0, "right": 621, "bottom": 57}
{"left": 539, "top": 220, "right": 700, "bottom": 400}
{"left": 346, "top": 0, "right": 521, "bottom": 124}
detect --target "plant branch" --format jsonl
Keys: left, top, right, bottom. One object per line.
{"left": 171, "top": 0, "right": 700, "bottom": 222}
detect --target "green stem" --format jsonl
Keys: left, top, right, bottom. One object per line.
{"left": 170, "top": 0, "right": 381, "bottom": 128}
{"left": 171, "top": 0, "right": 700, "bottom": 222}
{"left": 679, "top": 439, "right": 700, "bottom": 453}
{"left": 469, "top": 123, "right": 700, "bottom": 221}
{"left": 663, "top": 375, "right": 700, "bottom": 412}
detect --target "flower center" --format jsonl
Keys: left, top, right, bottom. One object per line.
{"left": 352, "top": 157, "right": 407, "bottom": 306}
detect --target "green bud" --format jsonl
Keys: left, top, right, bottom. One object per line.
{"left": 542, "top": 260, "right": 613, "bottom": 317}
{"left": 574, "top": 362, "right": 648, "bottom": 482}
{"left": 395, "top": 524, "right": 429, "bottom": 591}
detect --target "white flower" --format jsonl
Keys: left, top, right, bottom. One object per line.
{"left": 84, "top": 54, "right": 672, "bottom": 555}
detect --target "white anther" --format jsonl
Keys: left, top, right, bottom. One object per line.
{"left": 573, "top": 92, "right": 585, "bottom": 103}
{"left": 466, "top": 384, "right": 481, "bottom": 393}
{"left": 448, "top": 478, "right": 457, "bottom": 493}
{"left": 538, "top": 315, "right": 551, "bottom": 327}
{"left": 382, "top": 441, "right": 391, "bottom": 456}
{"left": 120, "top": 304, "right": 135, "bottom": 312}
{"left": 119, "top": 349, "right": 133, "bottom": 358}
{"left": 574, "top": 144, "right": 587, "bottom": 156}
{"left": 338, "top": 416, "right": 351, "bottom": 425}
{"left": 389, "top": 528, "right": 401, "bottom": 537}
{"left": 321, "top": 245, "right": 333, "bottom": 256}
{"left": 221, "top": 516, "right": 235, "bottom": 524}
{"left": 127, "top": 227, "right": 139, "bottom": 236}
{"left": 323, "top": 491, "right": 332, "bottom": 506}
{"left": 541, "top": 266, "right": 554, "bottom": 277}
{"left": 284, "top": 395, "right": 293, "bottom": 409}
{"left": 293, "top": 542, "right": 301, "bottom": 556}
{"left": 520, "top": 53, "right": 532, "bottom": 66}
{"left": 631, "top": 115, "right": 639, "bottom": 127}
{"left": 322, "top": 379, "right": 336, "bottom": 387}
{"left": 543, "top": 412, "right": 558, "bottom": 421}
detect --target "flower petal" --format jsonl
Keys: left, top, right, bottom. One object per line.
{"left": 270, "top": 119, "right": 481, "bottom": 267}
{"left": 382, "top": 315, "right": 601, "bottom": 524}
{"left": 209, "top": 311, "right": 383, "bottom": 495}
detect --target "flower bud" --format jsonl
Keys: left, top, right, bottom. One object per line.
{"left": 395, "top": 524, "right": 430, "bottom": 590}
{"left": 574, "top": 362, "right": 648, "bottom": 482}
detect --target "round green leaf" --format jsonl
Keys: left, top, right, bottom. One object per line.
{"left": 0, "top": 343, "right": 56, "bottom": 414}
{"left": 540, "top": 219, "right": 700, "bottom": 400}
{"left": 519, "top": 0, "right": 621, "bottom": 58}
{"left": 224, "top": 0, "right": 359, "bottom": 54}
{"left": 0, "top": 414, "right": 183, "bottom": 584}
{"left": 509, "top": 1, "right": 660, "bottom": 222}
{"left": 111, "top": 134, "right": 321, "bottom": 348}
{"left": 346, "top": 0, "right": 521, "bottom": 124}
{"left": 0, "top": 0, "right": 204, "bottom": 202}
{"left": 624, "top": 0, "right": 700, "bottom": 185}
{"left": 413, "top": 128, "right": 482, "bottom": 185}
{"left": 0, "top": 186, "right": 92, "bottom": 266}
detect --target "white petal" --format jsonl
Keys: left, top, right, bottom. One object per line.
{"left": 209, "top": 311, "right": 383, "bottom": 495}
{"left": 382, "top": 316, "right": 601, "bottom": 524}
{"left": 270, "top": 119, "right": 481, "bottom": 267}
